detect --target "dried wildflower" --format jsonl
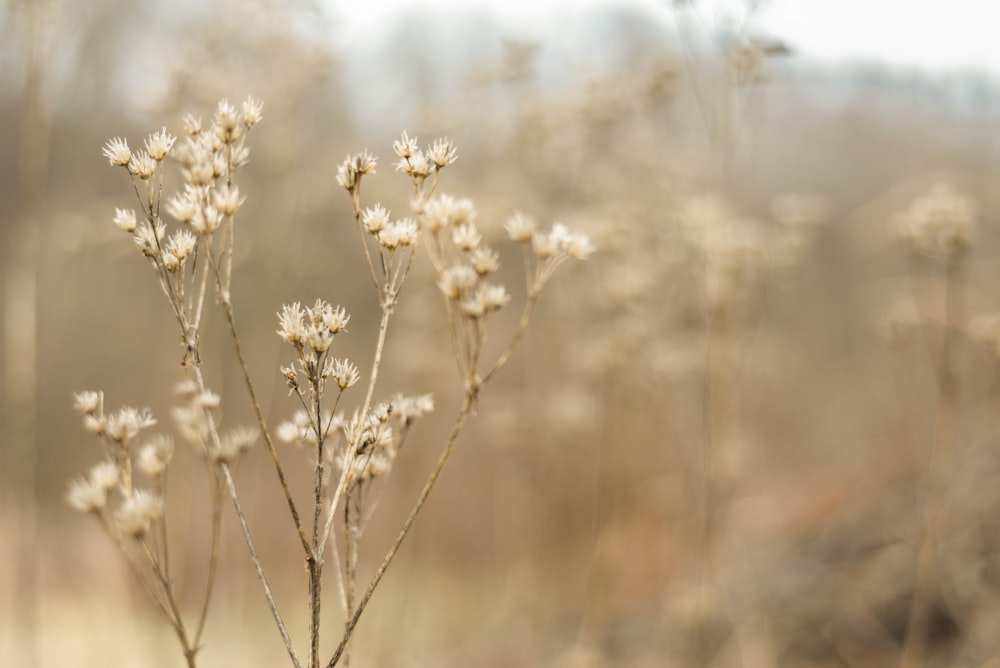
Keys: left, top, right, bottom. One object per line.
{"left": 393, "top": 130, "right": 418, "bottom": 159}
{"left": 231, "top": 145, "right": 252, "bottom": 168}
{"left": 214, "top": 98, "right": 242, "bottom": 144}
{"left": 241, "top": 96, "right": 263, "bottom": 127}
{"left": 137, "top": 435, "right": 175, "bottom": 478}
{"left": 215, "top": 426, "right": 258, "bottom": 463}
{"left": 196, "top": 390, "right": 221, "bottom": 409}
{"left": 173, "top": 404, "right": 210, "bottom": 445}
{"left": 476, "top": 283, "right": 510, "bottom": 312}
{"left": 452, "top": 224, "right": 481, "bottom": 252}
{"left": 113, "top": 208, "right": 138, "bottom": 233}
{"left": 355, "top": 150, "right": 377, "bottom": 175}
{"left": 379, "top": 219, "right": 418, "bottom": 250}
{"left": 308, "top": 327, "right": 334, "bottom": 353}
{"left": 102, "top": 137, "right": 132, "bottom": 166}
{"left": 129, "top": 150, "right": 157, "bottom": 180}
{"left": 406, "top": 151, "right": 431, "bottom": 179}
{"left": 83, "top": 414, "right": 105, "bottom": 434}
{"left": 117, "top": 490, "right": 164, "bottom": 538}
{"left": 531, "top": 230, "right": 558, "bottom": 259}
{"left": 166, "top": 230, "right": 197, "bottom": 261}
{"left": 420, "top": 194, "right": 477, "bottom": 233}
{"left": 174, "top": 379, "right": 200, "bottom": 398}
{"left": 438, "top": 264, "right": 478, "bottom": 299}
{"left": 134, "top": 221, "right": 166, "bottom": 257}
{"left": 67, "top": 477, "right": 107, "bottom": 513}
{"left": 277, "top": 419, "right": 303, "bottom": 444}
{"left": 427, "top": 137, "right": 458, "bottom": 168}
{"left": 190, "top": 206, "right": 224, "bottom": 235}
{"left": 893, "top": 183, "right": 977, "bottom": 264}
{"left": 565, "top": 233, "right": 595, "bottom": 260}
{"left": 105, "top": 406, "right": 156, "bottom": 442}
{"left": 320, "top": 302, "right": 350, "bottom": 333}
{"left": 182, "top": 114, "right": 202, "bottom": 135}
{"left": 280, "top": 364, "right": 299, "bottom": 392}
{"left": 73, "top": 390, "right": 101, "bottom": 415}
{"left": 329, "top": 358, "right": 360, "bottom": 390}
{"left": 163, "top": 251, "right": 181, "bottom": 272}
{"left": 391, "top": 393, "right": 434, "bottom": 425}
{"left": 277, "top": 302, "right": 307, "bottom": 345}
{"left": 505, "top": 212, "right": 536, "bottom": 243}
{"left": 214, "top": 184, "right": 246, "bottom": 216}
{"left": 470, "top": 247, "right": 500, "bottom": 276}
{"left": 362, "top": 204, "right": 390, "bottom": 235}
{"left": 90, "top": 460, "right": 120, "bottom": 491}
{"left": 337, "top": 155, "right": 359, "bottom": 191}
{"left": 145, "top": 127, "right": 176, "bottom": 161}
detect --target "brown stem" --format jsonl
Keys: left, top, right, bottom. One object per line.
{"left": 326, "top": 392, "right": 475, "bottom": 668}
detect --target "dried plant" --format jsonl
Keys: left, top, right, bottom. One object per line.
{"left": 68, "top": 98, "right": 591, "bottom": 668}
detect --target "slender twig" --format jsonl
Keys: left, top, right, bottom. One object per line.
{"left": 193, "top": 473, "right": 224, "bottom": 648}
{"left": 210, "top": 255, "right": 311, "bottom": 555}
{"left": 319, "top": 305, "right": 393, "bottom": 556}
{"left": 326, "top": 392, "right": 475, "bottom": 668}
{"left": 221, "top": 464, "right": 303, "bottom": 668}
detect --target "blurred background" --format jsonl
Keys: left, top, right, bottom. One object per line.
{"left": 4, "top": 0, "right": 1000, "bottom": 666}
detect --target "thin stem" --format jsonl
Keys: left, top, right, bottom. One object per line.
{"left": 481, "top": 292, "right": 539, "bottom": 386}
{"left": 309, "top": 386, "right": 325, "bottom": 668}
{"left": 211, "top": 255, "right": 311, "bottom": 555}
{"left": 351, "top": 187, "right": 381, "bottom": 293}
{"left": 221, "top": 464, "right": 303, "bottom": 668}
{"left": 326, "top": 392, "right": 475, "bottom": 668}
{"left": 319, "top": 306, "right": 393, "bottom": 557}
{"left": 193, "top": 472, "right": 224, "bottom": 648}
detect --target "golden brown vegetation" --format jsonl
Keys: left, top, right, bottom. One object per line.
{"left": 3, "top": 1, "right": 1000, "bottom": 667}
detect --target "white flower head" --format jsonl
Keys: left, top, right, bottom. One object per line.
{"left": 102, "top": 137, "right": 132, "bottom": 166}
{"left": 145, "top": 127, "right": 176, "bottom": 161}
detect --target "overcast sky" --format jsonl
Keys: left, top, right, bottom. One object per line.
{"left": 326, "top": 0, "right": 1000, "bottom": 75}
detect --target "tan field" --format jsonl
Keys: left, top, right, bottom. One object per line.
{"left": 3, "top": 2, "right": 1000, "bottom": 667}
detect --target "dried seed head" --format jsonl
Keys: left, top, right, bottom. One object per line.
{"left": 470, "top": 247, "right": 500, "bottom": 276}
{"left": 362, "top": 204, "right": 390, "bottom": 235}
{"left": 391, "top": 393, "right": 435, "bottom": 425}
{"left": 116, "top": 490, "right": 164, "bottom": 538}
{"left": 128, "top": 150, "right": 157, "bottom": 180}
{"left": 67, "top": 477, "right": 107, "bottom": 513}
{"left": 90, "top": 460, "right": 120, "bottom": 491}
{"left": 145, "top": 127, "right": 176, "bottom": 161}
{"left": 182, "top": 114, "right": 202, "bottom": 136}
{"left": 378, "top": 219, "right": 418, "bottom": 250}
{"left": 330, "top": 358, "right": 360, "bottom": 390}
{"left": 214, "top": 98, "right": 242, "bottom": 144}
{"left": 277, "top": 302, "right": 307, "bottom": 345}
{"left": 438, "top": 264, "right": 478, "bottom": 300}
{"left": 113, "top": 208, "right": 137, "bottom": 233}
{"left": 73, "top": 390, "right": 101, "bottom": 415}
{"left": 452, "top": 223, "right": 481, "bottom": 252}
{"left": 215, "top": 426, "right": 258, "bottom": 463}
{"left": 166, "top": 230, "right": 197, "bottom": 261}
{"left": 214, "top": 184, "right": 246, "bottom": 216}
{"left": 102, "top": 137, "right": 132, "bottom": 167}
{"left": 505, "top": 211, "right": 536, "bottom": 243}
{"left": 393, "top": 130, "right": 418, "bottom": 159}
{"left": 241, "top": 96, "right": 263, "bottom": 127}
{"left": 427, "top": 137, "right": 458, "bottom": 169}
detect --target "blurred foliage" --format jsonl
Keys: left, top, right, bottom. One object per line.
{"left": 4, "top": 1, "right": 1000, "bottom": 666}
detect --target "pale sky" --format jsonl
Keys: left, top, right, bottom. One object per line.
{"left": 326, "top": 0, "right": 1000, "bottom": 74}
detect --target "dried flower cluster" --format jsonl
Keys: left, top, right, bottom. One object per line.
{"left": 101, "top": 97, "right": 261, "bottom": 364}
{"left": 74, "top": 100, "right": 591, "bottom": 668}
{"left": 892, "top": 183, "right": 977, "bottom": 266}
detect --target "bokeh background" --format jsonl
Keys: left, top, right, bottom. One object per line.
{"left": 4, "top": 1, "right": 1000, "bottom": 666}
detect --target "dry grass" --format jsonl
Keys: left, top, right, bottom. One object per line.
{"left": 3, "top": 1, "right": 1000, "bottom": 667}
